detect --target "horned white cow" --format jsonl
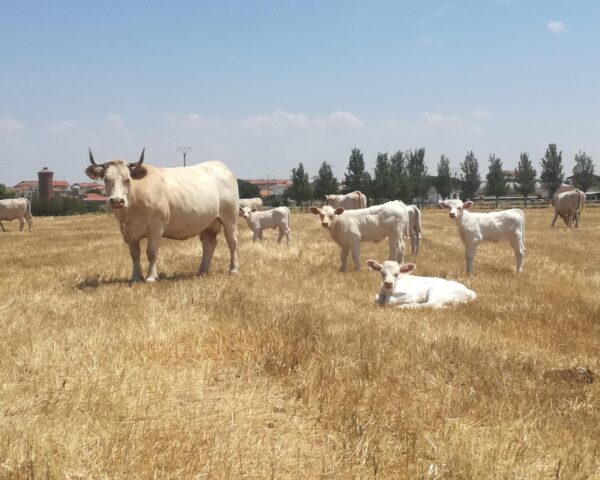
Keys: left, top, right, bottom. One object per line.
{"left": 310, "top": 201, "right": 409, "bottom": 272}
{"left": 85, "top": 149, "right": 239, "bottom": 282}
{"left": 367, "top": 260, "right": 476, "bottom": 309}
{"left": 0, "top": 198, "right": 33, "bottom": 232}
{"left": 325, "top": 190, "right": 367, "bottom": 210}
{"left": 239, "top": 206, "right": 291, "bottom": 244}
{"left": 552, "top": 189, "right": 586, "bottom": 228}
{"left": 440, "top": 199, "right": 525, "bottom": 274}
{"left": 239, "top": 197, "right": 263, "bottom": 210}
{"left": 406, "top": 205, "right": 422, "bottom": 254}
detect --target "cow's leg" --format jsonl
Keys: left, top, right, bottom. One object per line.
{"left": 574, "top": 212, "right": 581, "bottom": 228}
{"left": 0, "top": 220, "right": 5, "bottom": 232}
{"left": 221, "top": 216, "right": 239, "bottom": 274}
{"left": 339, "top": 247, "right": 349, "bottom": 272}
{"left": 18, "top": 218, "right": 25, "bottom": 232}
{"left": 511, "top": 235, "right": 525, "bottom": 273}
{"left": 388, "top": 234, "right": 405, "bottom": 264}
{"left": 199, "top": 219, "right": 221, "bottom": 276}
{"left": 145, "top": 230, "right": 163, "bottom": 282}
{"left": 465, "top": 242, "right": 478, "bottom": 275}
{"left": 284, "top": 225, "right": 291, "bottom": 244}
{"left": 25, "top": 213, "right": 32, "bottom": 232}
{"left": 414, "top": 234, "right": 421, "bottom": 255}
{"left": 351, "top": 237, "right": 361, "bottom": 271}
{"left": 277, "top": 227, "right": 284, "bottom": 244}
{"left": 551, "top": 211, "right": 559, "bottom": 227}
{"left": 129, "top": 241, "right": 143, "bottom": 282}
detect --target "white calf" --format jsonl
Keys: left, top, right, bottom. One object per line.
{"left": 0, "top": 198, "right": 33, "bottom": 232}
{"left": 239, "top": 206, "right": 291, "bottom": 244}
{"left": 406, "top": 205, "right": 422, "bottom": 254}
{"left": 367, "top": 260, "right": 476, "bottom": 309}
{"left": 310, "top": 201, "right": 409, "bottom": 272}
{"left": 440, "top": 199, "right": 525, "bottom": 274}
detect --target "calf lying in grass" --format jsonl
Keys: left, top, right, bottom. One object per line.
{"left": 367, "top": 260, "right": 476, "bottom": 309}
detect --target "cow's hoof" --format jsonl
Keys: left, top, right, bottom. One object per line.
{"left": 130, "top": 276, "right": 143, "bottom": 283}
{"left": 229, "top": 269, "right": 239, "bottom": 275}
{"left": 146, "top": 277, "right": 158, "bottom": 283}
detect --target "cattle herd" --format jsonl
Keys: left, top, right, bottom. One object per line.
{"left": 0, "top": 153, "right": 590, "bottom": 309}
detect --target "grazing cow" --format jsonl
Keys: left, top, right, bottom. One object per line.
{"left": 85, "top": 148, "right": 239, "bottom": 282}
{"left": 239, "top": 197, "right": 263, "bottom": 210}
{"left": 440, "top": 199, "right": 525, "bottom": 274}
{"left": 239, "top": 206, "right": 291, "bottom": 244}
{"left": 310, "top": 201, "right": 409, "bottom": 272}
{"left": 325, "top": 190, "right": 367, "bottom": 210}
{"left": 0, "top": 198, "right": 33, "bottom": 232}
{"left": 367, "top": 260, "right": 476, "bottom": 309}
{"left": 406, "top": 205, "right": 422, "bottom": 254}
{"left": 551, "top": 189, "right": 586, "bottom": 228}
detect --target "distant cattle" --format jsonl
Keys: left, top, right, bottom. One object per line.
{"left": 239, "top": 206, "right": 291, "bottom": 244}
{"left": 440, "top": 199, "right": 525, "bottom": 274}
{"left": 310, "top": 201, "right": 409, "bottom": 272}
{"left": 552, "top": 189, "right": 586, "bottom": 228}
{"left": 0, "top": 198, "right": 33, "bottom": 232}
{"left": 239, "top": 197, "right": 263, "bottom": 211}
{"left": 325, "top": 191, "right": 367, "bottom": 210}
{"left": 367, "top": 260, "right": 476, "bottom": 309}
{"left": 85, "top": 149, "right": 239, "bottom": 282}
{"left": 405, "top": 205, "right": 422, "bottom": 255}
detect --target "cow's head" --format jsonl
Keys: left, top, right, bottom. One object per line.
{"left": 238, "top": 206, "right": 257, "bottom": 219}
{"left": 310, "top": 205, "right": 344, "bottom": 228}
{"left": 439, "top": 199, "right": 472, "bottom": 219}
{"left": 366, "top": 259, "right": 416, "bottom": 293}
{"left": 85, "top": 148, "right": 147, "bottom": 210}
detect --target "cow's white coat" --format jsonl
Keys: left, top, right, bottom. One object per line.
{"left": 239, "top": 206, "right": 291, "bottom": 244}
{"left": 0, "top": 198, "right": 32, "bottom": 232}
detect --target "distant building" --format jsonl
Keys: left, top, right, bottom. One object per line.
{"left": 246, "top": 179, "right": 290, "bottom": 197}
{"left": 12, "top": 179, "right": 70, "bottom": 197}
{"left": 82, "top": 193, "right": 108, "bottom": 204}
{"left": 72, "top": 182, "right": 105, "bottom": 194}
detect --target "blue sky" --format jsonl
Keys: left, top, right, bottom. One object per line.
{"left": 1, "top": 0, "right": 599, "bottom": 184}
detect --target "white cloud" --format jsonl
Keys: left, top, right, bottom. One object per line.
{"left": 547, "top": 20, "right": 566, "bottom": 34}
{"left": 239, "top": 110, "right": 364, "bottom": 130}
{"left": 412, "top": 36, "right": 433, "bottom": 44}
{"left": 472, "top": 110, "right": 493, "bottom": 120}
{"left": 0, "top": 118, "right": 24, "bottom": 134}
{"left": 423, "top": 112, "right": 465, "bottom": 127}
{"left": 165, "top": 112, "right": 212, "bottom": 130}
{"left": 106, "top": 113, "right": 126, "bottom": 130}
{"left": 45, "top": 120, "right": 80, "bottom": 135}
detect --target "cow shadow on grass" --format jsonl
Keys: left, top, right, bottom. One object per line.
{"left": 75, "top": 272, "right": 199, "bottom": 290}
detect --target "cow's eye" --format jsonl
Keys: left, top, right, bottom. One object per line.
{"left": 394, "top": 273, "right": 399, "bottom": 277}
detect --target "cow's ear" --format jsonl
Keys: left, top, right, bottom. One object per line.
{"left": 334, "top": 207, "right": 345, "bottom": 215}
{"left": 85, "top": 165, "right": 104, "bottom": 180}
{"left": 238, "top": 207, "right": 244, "bottom": 215}
{"left": 251, "top": 208, "right": 257, "bottom": 213}
{"left": 399, "top": 263, "right": 416, "bottom": 274}
{"left": 130, "top": 165, "right": 147, "bottom": 180}
{"left": 439, "top": 201, "right": 449, "bottom": 209}
{"left": 463, "top": 201, "right": 473, "bottom": 209}
{"left": 309, "top": 206, "right": 321, "bottom": 214}
{"left": 366, "top": 259, "right": 382, "bottom": 272}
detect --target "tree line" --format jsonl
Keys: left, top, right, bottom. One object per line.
{"left": 286, "top": 144, "right": 597, "bottom": 206}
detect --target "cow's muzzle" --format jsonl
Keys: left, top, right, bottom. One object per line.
{"left": 449, "top": 213, "right": 456, "bottom": 219}
{"left": 383, "top": 281, "right": 394, "bottom": 289}
{"left": 321, "top": 222, "right": 329, "bottom": 228}
{"left": 109, "top": 197, "right": 126, "bottom": 209}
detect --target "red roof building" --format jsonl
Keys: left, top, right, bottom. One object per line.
{"left": 82, "top": 193, "right": 107, "bottom": 203}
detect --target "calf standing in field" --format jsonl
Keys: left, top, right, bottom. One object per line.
{"left": 551, "top": 189, "right": 586, "bottom": 228}
{"left": 367, "top": 259, "right": 476, "bottom": 308}
{"left": 325, "top": 190, "right": 367, "bottom": 210}
{"left": 310, "top": 201, "right": 409, "bottom": 272}
{"left": 406, "top": 205, "right": 422, "bottom": 254}
{"left": 239, "top": 206, "right": 291, "bottom": 244}
{"left": 440, "top": 199, "right": 525, "bottom": 274}
{"left": 0, "top": 198, "right": 33, "bottom": 232}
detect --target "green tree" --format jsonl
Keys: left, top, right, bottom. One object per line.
{"left": 515, "top": 152, "right": 537, "bottom": 207}
{"left": 540, "top": 143, "right": 564, "bottom": 199}
{"left": 434, "top": 154, "right": 452, "bottom": 200}
{"left": 460, "top": 151, "right": 481, "bottom": 200}
{"left": 485, "top": 154, "right": 507, "bottom": 206}
{"left": 0, "top": 184, "right": 16, "bottom": 199}
{"left": 312, "top": 161, "right": 338, "bottom": 199}
{"left": 343, "top": 148, "right": 371, "bottom": 194}
{"left": 572, "top": 150, "right": 595, "bottom": 192}
{"left": 390, "top": 150, "right": 409, "bottom": 201}
{"left": 287, "top": 162, "right": 312, "bottom": 207}
{"left": 407, "top": 147, "right": 429, "bottom": 202}
{"left": 371, "top": 152, "right": 392, "bottom": 202}
{"left": 237, "top": 179, "right": 260, "bottom": 198}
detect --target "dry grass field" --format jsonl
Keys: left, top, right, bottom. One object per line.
{"left": 1, "top": 206, "right": 599, "bottom": 479}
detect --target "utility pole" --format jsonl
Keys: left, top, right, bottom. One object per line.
{"left": 177, "top": 146, "right": 192, "bottom": 167}
{"left": 266, "top": 175, "right": 271, "bottom": 197}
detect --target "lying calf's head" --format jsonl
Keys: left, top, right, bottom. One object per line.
{"left": 366, "top": 259, "right": 416, "bottom": 292}
{"left": 310, "top": 205, "right": 344, "bottom": 228}
{"left": 439, "top": 199, "right": 473, "bottom": 219}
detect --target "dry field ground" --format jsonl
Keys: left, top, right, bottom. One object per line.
{"left": 1, "top": 206, "right": 599, "bottom": 479}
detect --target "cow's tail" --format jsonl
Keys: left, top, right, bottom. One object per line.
{"left": 359, "top": 191, "right": 367, "bottom": 209}
{"left": 414, "top": 206, "right": 422, "bottom": 236}
{"left": 287, "top": 206, "right": 291, "bottom": 228}
{"left": 578, "top": 189, "right": 586, "bottom": 215}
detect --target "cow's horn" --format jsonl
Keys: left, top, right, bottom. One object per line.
{"left": 132, "top": 148, "right": 145, "bottom": 168}
{"left": 89, "top": 148, "right": 99, "bottom": 166}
